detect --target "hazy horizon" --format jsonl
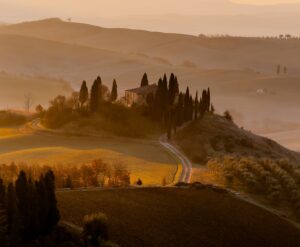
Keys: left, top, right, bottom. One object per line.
{"left": 2, "top": 0, "right": 300, "bottom": 35}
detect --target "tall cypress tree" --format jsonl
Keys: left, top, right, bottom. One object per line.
{"left": 6, "top": 183, "right": 16, "bottom": 238}
{"left": 90, "top": 79, "right": 99, "bottom": 112}
{"left": 44, "top": 171, "right": 60, "bottom": 233}
{"left": 184, "top": 87, "right": 190, "bottom": 121}
{"left": 176, "top": 93, "right": 184, "bottom": 126}
{"left": 141, "top": 73, "right": 149, "bottom": 87}
{"left": 110, "top": 79, "right": 118, "bottom": 102}
{"left": 194, "top": 91, "right": 199, "bottom": 120}
{"left": 168, "top": 73, "right": 176, "bottom": 105}
{"left": 207, "top": 87, "right": 211, "bottom": 112}
{"left": 79, "top": 80, "right": 88, "bottom": 109}
{"left": 15, "top": 171, "right": 30, "bottom": 241}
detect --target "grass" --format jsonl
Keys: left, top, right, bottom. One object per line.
{"left": 0, "top": 128, "right": 21, "bottom": 139}
{"left": 0, "top": 133, "right": 179, "bottom": 185}
{"left": 57, "top": 187, "right": 300, "bottom": 247}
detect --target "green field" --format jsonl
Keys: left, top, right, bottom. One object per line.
{"left": 0, "top": 129, "right": 179, "bottom": 185}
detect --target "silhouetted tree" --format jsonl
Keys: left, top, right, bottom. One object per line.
{"left": 184, "top": 87, "right": 190, "bottom": 121}
{"left": 79, "top": 80, "right": 88, "bottom": 109}
{"left": 110, "top": 79, "right": 118, "bottom": 102}
{"left": 141, "top": 73, "right": 149, "bottom": 87}
{"left": 90, "top": 77, "right": 102, "bottom": 112}
{"left": 44, "top": 171, "right": 60, "bottom": 233}
{"left": 277, "top": 64, "right": 281, "bottom": 75}
{"left": 194, "top": 91, "right": 199, "bottom": 120}
{"left": 0, "top": 207, "right": 8, "bottom": 247}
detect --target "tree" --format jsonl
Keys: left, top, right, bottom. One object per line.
{"left": 83, "top": 213, "right": 109, "bottom": 247}
{"left": 168, "top": 73, "right": 176, "bottom": 105}
{"left": 15, "top": 171, "right": 30, "bottom": 241}
{"left": 184, "top": 87, "right": 190, "bottom": 121}
{"left": 90, "top": 79, "right": 100, "bottom": 112}
{"left": 224, "top": 110, "right": 233, "bottom": 122}
{"left": 24, "top": 93, "right": 33, "bottom": 113}
{"left": 35, "top": 104, "right": 44, "bottom": 115}
{"left": 44, "top": 170, "right": 60, "bottom": 233}
{"left": 140, "top": 73, "right": 149, "bottom": 87}
{"left": 110, "top": 79, "right": 118, "bottom": 102}
{"left": 0, "top": 207, "right": 9, "bottom": 247}
{"left": 194, "top": 91, "right": 199, "bottom": 120}
{"left": 79, "top": 80, "right": 88, "bottom": 109}
{"left": 5, "top": 183, "right": 16, "bottom": 238}
{"left": 277, "top": 64, "right": 281, "bottom": 75}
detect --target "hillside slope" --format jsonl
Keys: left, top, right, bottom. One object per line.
{"left": 174, "top": 113, "right": 300, "bottom": 164}
{"left": 0, "top": 71, "right": 72, "bottom": 109}
{"left": 1, "top": 18, "right": 300, "bottom": 74}
{"left": 58, "top": 187, "right": 300, "bottom": 247}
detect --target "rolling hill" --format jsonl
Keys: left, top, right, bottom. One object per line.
{"left": 0, "top": 71, "right": 73, "bottom": 109}
{"left": 1, "top": 18, "right": 300, "bottom": 75}
{"left": 1, "top": 19, "right": 300, "bottom": 135}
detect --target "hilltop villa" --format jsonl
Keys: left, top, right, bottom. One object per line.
{"left": 125, "top": 84, "right": 157, "bottom": 106}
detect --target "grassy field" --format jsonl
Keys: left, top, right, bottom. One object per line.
{"left": 57, "top": 187, "right": 300, "bottom": 247}
{"left": 0, "top": 128, "right": 21, "bottom": 139}
{"left": 0, "top": 132, "right": 179, "bottom": 185}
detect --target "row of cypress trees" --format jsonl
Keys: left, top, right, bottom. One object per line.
{"left": 143, "top": 73, "right": 212, "bottom": 139}
{"left": 79, "top": 76, "right": 118, "bottom": 112}
{"left": 0, "top": 170, "right": 60, "bottom": 245}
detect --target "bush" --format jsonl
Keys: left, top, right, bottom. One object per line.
{"left": 0, "top": 111, "right": 27, "bottom": 126}
{"left": 83, "top": 213, "right": 109, "bottom": 246}
{"left": 136, "top": 178, "right": 143, "bottom": 186}
{"left": 223, "top": 110, "right": 233, "bottom": 122}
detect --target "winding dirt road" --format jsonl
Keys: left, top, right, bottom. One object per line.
{"left": 159, "top": 135, "right": 192, "bottom": 183}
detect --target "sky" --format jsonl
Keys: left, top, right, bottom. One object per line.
{"left": 1, "top": 0, "right": 300, "bottom": 35}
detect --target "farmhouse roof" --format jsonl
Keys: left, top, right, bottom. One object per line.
{"left": 126, "top": 84, "right": 157, "bottom": 95}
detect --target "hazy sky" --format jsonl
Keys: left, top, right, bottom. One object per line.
{"left": 2, "top": 0, "right": 300, "bottom": 35}
{"left": 2, "top": 0, "right": 300, "bottom": 21}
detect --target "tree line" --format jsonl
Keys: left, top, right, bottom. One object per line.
{"left": 79, "top": 77, "right": 118, "bottom": 113}
{"left": 0, "top": 170, "right": 60, "bottom": 246}
{"left": 142, "top": 72, "right": 213, "bottom": 139}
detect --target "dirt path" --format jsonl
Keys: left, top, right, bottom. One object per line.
{"left": 159, "top": 135, "right": 192, "bottom": 183}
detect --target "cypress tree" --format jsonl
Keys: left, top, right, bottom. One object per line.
{"left": 184, "top": 87, "right": 190, "bottom": 121}
{"left": 189, "top": 96, "right": 194, "bottom": 120}
{"left": 176, "top": 93, "right": 184, "bottom": 126}
{"left": 44, "top": 171, "right": 60, "bottom": 233}
{"left": 168, "top": 73, "right": 176, "bottom": 105}
{"left": 141, "top": 73, "right": 149, "bottom": 87}
{"left": 36, "top": 177, "right": 48, "bottom": 235}
{"left": 207, "top": 87, "right": 211, "bottom": 112}
{"left": 174, "top": 76, "right": 179, "bottom": 95}
{"left": 79, "top": 80, "right": 88, "bottom": 109}
{"left": 194, "top": 91, "right": 199, "bottom": 120}
{"left": 6, "top": 183, "right": 16, "bottom": 237}
{"left": 277, "top": 64, "right": 281, "bottom": 75}
{"left": 162, "top": 74, "right": 169, "bottom": 126}
{"left": 15, "top": 171, "right": 30, "bottom": 241}
{"left": 90, "top": 76, "right": 103, "bottom": 112}
{"left": 0, "top": 179, "right": 5, "bottom": 205}
{"left": 110, "top": 79, "right": 118, "bottom": 102}
{"left": 154, "top": 78, "right": 164, "bottom": 120}
{"left": 0, "top": 206, "right": 8, "bottom": 247}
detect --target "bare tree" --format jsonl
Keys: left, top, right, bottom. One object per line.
{"left": 24, "top": 93, "right": 34, "bottom": 113}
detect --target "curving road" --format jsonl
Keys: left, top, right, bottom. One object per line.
{"left": 23, "top": 119, "right": 193, "bottom": 184}
{"left": 159, "top": 135, "right": 192, "bottom": 183}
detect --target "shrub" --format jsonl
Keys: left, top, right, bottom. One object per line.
{"left": 0, "top": 111, "right": 27, "bottom": 126}
{"left": 136, "top": 178, "right": 143, "bottom": 186}
{"left": 83, "top": 213, "right": 109, "bottom": 246}
{"left": 223, "top": 110, "right": 233, "bottom": 122}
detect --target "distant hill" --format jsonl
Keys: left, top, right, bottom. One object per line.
{"left": 0, "top": 71, "right": 73, "bottom": 110}
{"left": 1, "top": 18, "right": 300, "bottom": 75}
{"left": 1, "top": 19, "right": 300, "bottom": 134}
